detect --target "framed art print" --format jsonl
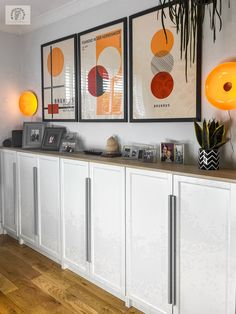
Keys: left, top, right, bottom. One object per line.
{"left": 130, "top": 2, "right": 202, "bottom": 122}
{"left": 41, "top": 127, "right": 66, "bottom": 151}
{"left": 41, "top": 34, "right": 78, "bottom": 121}
{"left": 78, "top": 18, "right": 127, "bottom": 122}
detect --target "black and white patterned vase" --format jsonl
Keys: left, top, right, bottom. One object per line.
{"left": 198, "top": 149, "right": 220, "bottom": 170}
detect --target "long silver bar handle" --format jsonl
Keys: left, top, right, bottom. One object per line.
{"left": 85, "top": 178, "right": 92, "bottom": 263}
{"left": 13, "top": 162, "right": 17, "bottom": 226}
{"left": 33, "top": 167, "right": 38, "bottom": 236}
{"left": 168, "top": 195, "right": 173, "bottom": 305}
{"left": 172, "top": 195, "right": 177, "bottom": 306}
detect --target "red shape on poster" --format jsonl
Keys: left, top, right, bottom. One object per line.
{"left": 48, "top": 104, "right": 59, "bottom": 114}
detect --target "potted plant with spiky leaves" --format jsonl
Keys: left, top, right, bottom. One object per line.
{"left": 194, "top": 119, "right": 228, "bottom": 170}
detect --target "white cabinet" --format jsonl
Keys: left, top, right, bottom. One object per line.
{"left": 173, "top": 175, "right": 236, "bottom": 314}
{"left": 90, "top": 162, "right": 125, "bottom": 299}
{"left": 126, "top": 167, "right": 173, "bottom": 314}
{"left": 61, "top": 158, "right": 89, "bottom": 275}
{"left": 1, "top": 149, "right": 17, "bottom": 236}
{"left": 61, "top": 161, "right": 126, "bottom": 300}
{"left": 18, "top": 152, "right": 61, "bottom": 261}
{"left": 18, "top": 152, "right": 38, "bottom": 246}
{"left": 38, "top": 155, "right": 61, "bottom": 260}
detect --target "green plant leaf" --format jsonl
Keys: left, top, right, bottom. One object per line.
{"left": 194, "top": 121, "right": 203, "bottom": 147}
{"left": 202, "top": 119, "right": 210, "bottom": 149}
{"left": 211, "top": 124, "right": 226, "bottom": 148}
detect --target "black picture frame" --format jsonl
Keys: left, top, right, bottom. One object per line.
{"left": 41, "top": 34, "right": 78, "bottom": 122}
{"left": 22, "top": 122, "right": 47, "bottom": 149}
{"left": 78, "top": 18, "right": 128, "bottom": 122}
{"left": 41, "top": 127, "right": 66, "bottom": 151}
{"left": 129, "top": 1, "right": 202, "bottom": 122}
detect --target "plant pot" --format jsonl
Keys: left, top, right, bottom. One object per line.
{"left": 198, "top": 149, "right": 220, "bottom": 170}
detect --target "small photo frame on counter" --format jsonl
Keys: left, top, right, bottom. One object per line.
{"left": 41, "top": 127, "right": 66, "bottom": 151}
{"left": 174, "top": 143, "right": 184, "bottom": 164}
{"left": 143, "top": 148, "right": 157, "bottom": 163}
{"left": 160, "top": 143, "right": 174, "bottom": 163}
{"left": 60, "top": 132, "right": 77, "bottom": 153}
{"left": 22, "top": 122, "right": 46, "bottom": 149}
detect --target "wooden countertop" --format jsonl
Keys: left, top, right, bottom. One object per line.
{"left": 1, "top": 147, "right": 236, "bottom": 183}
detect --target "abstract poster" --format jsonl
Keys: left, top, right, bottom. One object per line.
{"left": 41, "top": 35, "right": 78, "bottom": 121}
{"left": 79, "top": 18, "right": 127, "bottom": 121}
{"left": 130, "top": 4, "right": 201, "bottom": 122}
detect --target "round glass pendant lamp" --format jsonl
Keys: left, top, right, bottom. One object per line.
{"left": 19, "top": 91, "right": 38, "bottom": 116}
{"left": 205, "top": 62, "right": 236, "bottom": 110}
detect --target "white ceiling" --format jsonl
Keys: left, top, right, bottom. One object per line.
{"left": 0, "top": 0, "right": 110, "bottom": 34}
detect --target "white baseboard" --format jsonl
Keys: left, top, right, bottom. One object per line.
{"left": 0, "top": 222, "right": 3, "bottom": 235}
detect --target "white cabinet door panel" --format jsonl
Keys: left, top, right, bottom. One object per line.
{"left": 90, "top": 163, "right": 125, "bottom": 298}
{"left": 61, "top": 158, "right": 89, "bottom": 275}
{"left": 38, "top": 156, "right": 61, "bottom": 259}
{"left": 173, "top": 176, "right": 236, "bottom": 314}
{"left": 18, "top": 153, "right": 37, "bottom": 245}
{"left": 126, "top": 167, "right": 172, "bottom": 314}
{"left": 1, "top": 150, "right": 17, "bottom": 235}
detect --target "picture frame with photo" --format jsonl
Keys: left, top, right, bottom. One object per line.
{"left": 174, "top": 143, "right": 184, "bottom": 164}
{"left": 60, "top": 132, "right": 77, "bottom": 153}
{"left": 143, "top": 148, "right": 157, "bottom": 163}
{"left": 22, "top": 122, "right": 46, "bottom": 149}
{"left": 160, "top": 142, "right": 175, "bottom": 163}
{"left": 41, "top": 127, "right": 66, "bottom": 151}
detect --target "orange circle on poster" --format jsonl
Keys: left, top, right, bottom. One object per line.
{"left": 47, "top": 47, "right": 64, "bottom": 77}
{"left": 205, "top": 62, "right": 236, "bottom": 110}
{"left": 151, "top": 29, "right": 174, "bottom": 57}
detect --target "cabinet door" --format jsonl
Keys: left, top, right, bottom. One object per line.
{"left": 38, "top": 156, "right": 61, "bottom": 260}
{"left": 61, "top": 158, "right": 89, "bottom": 275}
{"left": 126, "top": 167, "right": 173, "bottom": 314}
{"left": 18, "top": 153, "right": 38, "bottom": 246}
{"left": 90, "top": 163, "right": 125, "bottom": 299}
{"left": 173, "top": 176, "right": 236, "bottom": 314}
{"left": 1, "top": 150, "right": 17, "bottom": 235}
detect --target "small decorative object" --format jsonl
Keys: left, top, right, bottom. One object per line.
{"left": 194, "top": 119, "right": 228, "bottom": 170}
{"left": 143, "top": 148, "right": 157, "bottom": 163}
{"left": 22, "top": 122, "right": 46, "bottom": 149}
{"left": 122, "top": 144, "right": 151, "bottom": 160}
{"left": 160, "top": 143, "right": 174, "bottom": 163}
{"left": 101, "top": 136, "right": 121, "bottom": 157}
{"left": 41, "top": 127, "right": 66, "bottom": 151}
{"left": 84, "top": 150, "right": 103, "bottom": 156}
{"left": 174, "top": 144, "right": 184, "bottom": 164}
{"left": 41, "top": 34, "right": 78, "bottom": 121}
{"left": 19, "top": 91, "right": 38, "bottom": 116}
{"left": 12, "top": 130, "right": 23, "bottom": 147}
{"left": 205, "top": 62, "right": 236, "bottom": 110}
{"left": 60, "top": 132, "right": 77, "bottom": 153}
{"left": 130, "top": 4, "right": 201, "bottom": 122}
{"left": 122, "top": 145, "right": 132, "bottom": 158}
{"left": 2, "top": 138, "right": 12, "bottom": 147}
{"left": 78, "top": 18, "right": 127, "bottom": 122}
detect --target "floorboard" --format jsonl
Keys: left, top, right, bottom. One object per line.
{"left": 0, "top": 235, "right": 143, "bottom": 314}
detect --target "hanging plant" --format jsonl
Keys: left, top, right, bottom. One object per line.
{"left": 158, "top": 0, "right": 230, "bottom": 79}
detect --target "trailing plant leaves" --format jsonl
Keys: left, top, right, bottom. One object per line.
{"left": 194, "top": 121, "right": 203, "bottom": 147}
{"left": 158, "top": 0, "right": 229, "bottom": 80}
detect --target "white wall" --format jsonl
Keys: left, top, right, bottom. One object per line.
{"left": 17, "top": 0, "right": 236, "bottom": 167}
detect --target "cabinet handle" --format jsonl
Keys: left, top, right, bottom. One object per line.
{"left": 33, "top": 167, "right": 38, "bottom": 236}
{"left": 85, "top": 178, "right": 92, "bottom": 263}
{"left": 13, "top": 162, "right": 16, "bottom": 226}
{"left": 172, "top": 195, "right": 177, "bottom": 306}
{"left": 168, "top": 195, "right": 173, "bottom": 305}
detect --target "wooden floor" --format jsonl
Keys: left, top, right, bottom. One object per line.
{"left": 0, "top": 235, "right": 142, "bottom": 314}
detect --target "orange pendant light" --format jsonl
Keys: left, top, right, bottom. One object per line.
{"left": 205, "top": 62, "right": 236, "bottom": 110}
{"left": 19, "top": 91, "right": 38, "bottom": 116}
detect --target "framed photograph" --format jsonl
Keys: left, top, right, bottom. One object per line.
{"left": 129, "top": 2, "right": 202, "bottom": 122}
{"left": 41, "top": 127, "right": 66, "bottom": 151}
{"left": 22, "top": 122, "right": 46, "bottom": 149}
{"left": 122, "top": 145, "right": 132, "bottom": 158}
{"left": 78, "top": 18, "right": 127, "bottom": 122}
{"left": 160, "top": 143, "right": 174, "bottom": 163}
{"left": 174, "top": 144, "right": 184, "bottom": 164}
{"left": 41, "top": 34, "right": 78, "bottom": 122}
{"left": 60, "top": 132, "right": 77, "bottom": 153}
{"left": 143, "top": 148, "right": 157, "bottom": 163}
